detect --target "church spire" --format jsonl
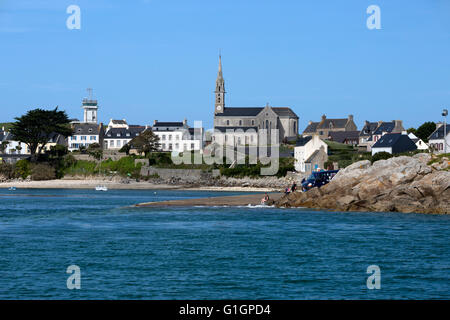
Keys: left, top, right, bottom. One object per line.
{"left": 215, "top": 54, "right": 225, "bottom": 114}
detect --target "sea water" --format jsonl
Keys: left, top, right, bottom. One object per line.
{"left": 0, "top": 188, "right": 448, "bottom": 299}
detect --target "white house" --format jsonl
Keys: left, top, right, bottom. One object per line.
{"left": 428, "top": 124, "right": 450, "bottom": 154}
{"left": 68, "top": 123, "right": 104, "bottom": 152}
{"left": 0, "top": 131, "right": 30, "bottom": 155}
{"left": 152, "top": 120, "right": 204, "bottom": 152}
{"left": 407, "top": 132, "right": 429, "bottom": 151}
{"left": 371, "top": 133, "right": 417, "bottom": 156}
{"left": 104, "top": 119, "right": 148, "bottom": 150}
{"left": 294, "top": 135, "right": 328, "bottom": 173}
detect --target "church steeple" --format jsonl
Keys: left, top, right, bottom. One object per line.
{"left": 215, "top": 54, "right": 225, "bottom": 114}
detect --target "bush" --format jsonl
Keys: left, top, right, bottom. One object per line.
{"left": 0, "top": 163, "right": 14, "bottom": 179}
{"left": 14, "top": 159, "right": 31, "bottom": 179}
{"left": 371, "top": 151, "right": 393, "bottom": 163}
{"left": 31, "top": 163, "right": 56, "bottom": 180}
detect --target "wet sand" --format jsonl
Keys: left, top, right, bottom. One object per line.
{"left": 135, "top": 193, "right": 283, "bottom": 207}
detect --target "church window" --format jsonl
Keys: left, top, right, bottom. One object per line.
{"left": 239, "top": 120, "right": 242, "bottom": 126}
{"left": 226, "top": 120, "right": 230, "bottom": 126}
{"left": 252, "top": 120, "right": 255, "bottom": 126}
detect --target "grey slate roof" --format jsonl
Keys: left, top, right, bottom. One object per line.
{"left": 111, "top": 120, "right": 127, "bottom": 125}
{"left": 328, "top": 131, "right": 360, "bottom": 143}
{"left": 214, "top": 126, "right": 258, "bottom": 133}
{"left": 153, "top": 122, "right": 184, "bottom": 127}
{"left": 372, "top": 133, "right": 417, "bottom": 153}
{"left": 373, "top": 121, "right": 395, "bottom": 135}
{"left": 303, "top": 122, "right": 319, "bottom": 133}
{"left": 317, "top": 118, "right": 348, "bottom": 129}
{"left": 215, "top": 107, "right": 298, "bottom": 118}
{"left": 360, "top": 121, "right": 379, "bottom": 136}
{"left": 296, "top": 136, "right": 312, "bottom": 147}
{"left": 272, "top": 107, "right": 298, "bottom": 118}
{"left": 428, "top": 124, "right": 450, "bottom": 140}
{"left": 72, "top": 123, "right": 103, "bottom": 135}
{"left": 105, "top": 126, "right": 146, "bottom": 139}
{"left": 215, "top": 107, "right": 264, "bottom": 117}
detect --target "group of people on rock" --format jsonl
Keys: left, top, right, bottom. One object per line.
{"left": 284, "top": 182, "right": 297, "bottom": 195}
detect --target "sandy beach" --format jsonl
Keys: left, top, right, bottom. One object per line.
{"left": 135, "top": 192, "right": 284, "bottom": 207}
{"left": 0, "top": 179, "right": 278, "bottom": 193}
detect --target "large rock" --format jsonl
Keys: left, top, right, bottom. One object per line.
{"left": 275, "top": 155, "right": 450, "bottom": 214}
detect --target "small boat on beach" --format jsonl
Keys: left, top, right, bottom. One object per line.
{"left": 95, "top": 185, "right": 108, "bottom": 191}
{"left": 8, "top": 187, "right": 17, "bottom": 191}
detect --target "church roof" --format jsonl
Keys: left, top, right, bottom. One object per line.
{"left": 215, "top": 107, "right": 264, "bottom": 117}
{"left": 215, "top": 106, "right": 297, "bottom": 118}
{"left": 272, "top": 107, "right": 298, "bottom": 118}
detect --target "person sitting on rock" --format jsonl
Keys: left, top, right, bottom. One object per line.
{"left": 291, "top": 182, "right": 297, "bottom": 192}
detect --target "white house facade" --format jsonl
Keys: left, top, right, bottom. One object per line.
{"left": 152, "top": 120, "right": 204, "bottom": 152}
{"left": 294, "top": 135, "right": 328, "bottom": 173}
{"left": 428, "top": 124, "right": 450, "bottom": 154}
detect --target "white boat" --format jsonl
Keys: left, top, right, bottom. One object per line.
{"left": 95, "top": 185, "right": 108, "bottom": 191}
{"left": 8, "top": 187, "right": 17, "bottom": 191}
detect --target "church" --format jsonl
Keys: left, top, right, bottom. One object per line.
{"left": 212, "top": 56, "right": 299, "bottom": 146}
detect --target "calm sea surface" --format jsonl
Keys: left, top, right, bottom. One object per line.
{"left": 0, "top": 188, "right": 448, "bottom": 299}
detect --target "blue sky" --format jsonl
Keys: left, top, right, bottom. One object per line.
{"left": 1, "top": 0, "right": 449, "bottom": 131}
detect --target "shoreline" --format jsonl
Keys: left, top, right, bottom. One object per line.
{"left": 0, "top": 179, "right": 277, "bottom": 193}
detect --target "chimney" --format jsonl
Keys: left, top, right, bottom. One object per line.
{"left": 393, "top": 120, "right": 403, "bottom": 133}
{"left": 153, "top": 120, "right": 157, "bottom": 126}
{"left": 365, "top": 120, "right": 369, "bottom": 127}
{"left": 377, "top": 120, "right": 383, "bottom": 127}
{"left": 183, "top": 118, "right": 188, "bottom": 126}
{"left": 308, "top": 121, "right": 312, "bottom": 125}
{"left": 348, "top": 114, "right": 354, "bottom": 122}
{"left": 321, "top": 114, "right": 326, "bottom": 122}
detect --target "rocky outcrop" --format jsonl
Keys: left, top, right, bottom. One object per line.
{"left": 276, "top": 154, "right": 450, "bottom": 214}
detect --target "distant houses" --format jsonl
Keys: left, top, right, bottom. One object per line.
{"left": 104, "top": 119, "right": 147, "bottom": 150}
{"left": 358, "top": 120, "right": 405, "bottom": 152}
{"left": 303, "top": 114, "right": 357, "bottom": 139}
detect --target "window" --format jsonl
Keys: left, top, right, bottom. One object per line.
{"left": 252, "top": 120, "right": 255, "bottom": 125}
{"left": 226, "top": 120, "right": 230, "bottom": 125}
{"left": 169, "top": 143, "right": 173, "bottom": 150}
{"left": 117, "top": 140, "right": 121, "bottom": 147}
{"left": 168, "top": 135, "right": 172, "bottom": 140}
{"left": 184, "top": 143, "right": 187, "bottom": 151}
{"left": 110, "top": 140, "right": 114, "bottom": 147}
{"left": 191, "top": 143, "right": 194, "bottom": 149}
{"left": 239, "top": 120, "right": 242, "bottom": 126}
{"left": 176, "top": 135, "right": 179, "bottom": 141}
{"left": 162, "top": 143, "right": 166, "bottom": 149}
{"left": 90, "top": 136, "right": 96, "bottom": 141}
{"left": 175, "top": 143, "right": 179, "bottom": 150}
{"left": 81, "top": 136, "right": 87, "bottom": 141}
{"left": 162, "top": 135, "right": 166, "bottom": 140}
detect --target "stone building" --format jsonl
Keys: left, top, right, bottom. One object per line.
{"left": 303, "top": 114, "right": 357, "bottom": 139}
{"left": 212, "top": 56, "right": 299, "bottom": 146}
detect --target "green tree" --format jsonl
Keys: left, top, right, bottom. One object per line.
{"left": 87, "top": 143, "right": 103, "bottom": 161}
{"left": 10, "top": 108, "right": 72, "bottom": 161}
{"left": 407, "top": 127, "right": 417, "bottom": 135}
{"left": 0, "top": 141, "right": 9, "bottom": 154}
{"left": 119, "top": 143, "right": 131, "bottom": 155}
{"left": 129, "top": 130, "right": 160, "bottom": 157}
{"left": 415, "top": 122, "right": 436, "bottom": 142}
